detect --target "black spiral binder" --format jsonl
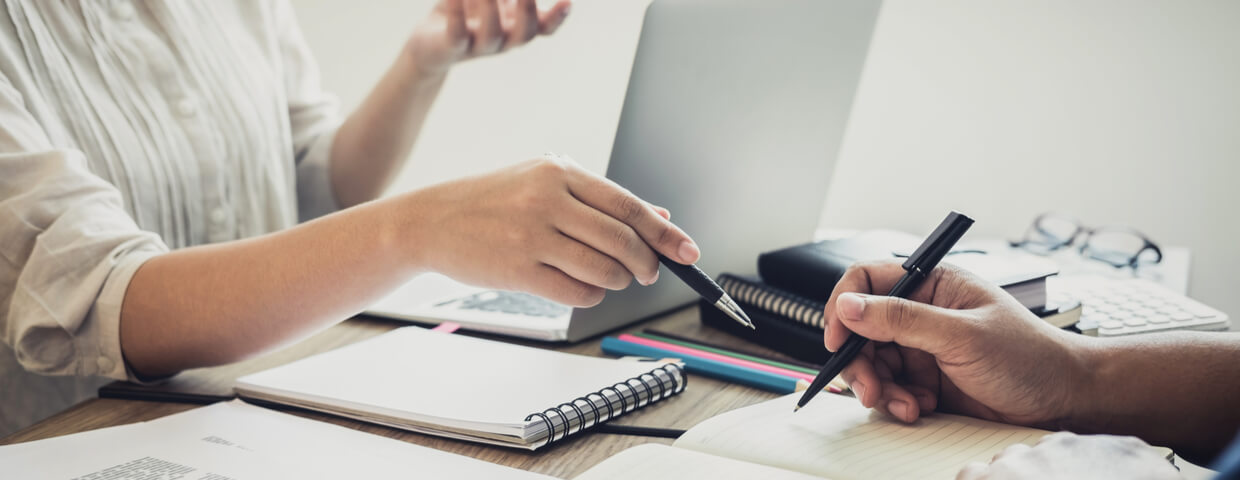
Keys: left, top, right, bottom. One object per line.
{"left": 718, "top": 274, "right": 825, "bottom": 328}
{"left": 524, "top": 363, "right": 685, "bottom": 448}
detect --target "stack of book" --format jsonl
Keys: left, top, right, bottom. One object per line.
{"left": 702, "top": 231, "right": 1064, "bottom": 364}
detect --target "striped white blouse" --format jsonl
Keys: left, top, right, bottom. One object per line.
{"left": 0, "top": 0, "right": 341, "bottom": 399}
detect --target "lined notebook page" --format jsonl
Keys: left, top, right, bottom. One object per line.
{"left": 575, "top": 444, "right": 825, "bottom": 480}
{"left": 235, "top": 327, "right": 666, "bottom": 437}
{"left": 676, "top": 393, "right": 1046, "bottom": 480}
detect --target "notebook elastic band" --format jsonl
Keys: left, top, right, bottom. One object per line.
{"left": 524, "top": 363, "right": 685, "bottom": 448}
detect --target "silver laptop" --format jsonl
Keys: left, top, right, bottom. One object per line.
{"left": 367, "top": 0, "right": 882, "bottom": 341}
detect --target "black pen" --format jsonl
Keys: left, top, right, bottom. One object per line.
{"left": 794, "top": 211, "right": 974, "bottom": 412}
{"left": 657, "top": 254, "right": 755, "bottom": 330}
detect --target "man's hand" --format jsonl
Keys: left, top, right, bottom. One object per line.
{"left": 398, "top": 154, "right": 695, "bottom": 307}
{"left": 956, "top": 432, "right": 1180, "bottom": 480}
{"left": 823, "top": 261, "right": 1092, "bottom": 427}
{"left": 406, "top": 0, "right": 572, "bottom": 78}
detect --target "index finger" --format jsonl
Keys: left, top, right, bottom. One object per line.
{"left": 564, "top": 164, "right": 699, "bottom": 265}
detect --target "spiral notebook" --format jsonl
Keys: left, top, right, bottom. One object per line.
{"left": 717, "top": 274, "right": 824, "bottom": 328}
{"left": 234, "top": 327, "right": 685, "bottom": 450}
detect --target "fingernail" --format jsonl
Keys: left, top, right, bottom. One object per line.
{"left": 888, "top": 400, "right": 910, "bottom": 421}
{"left": 851, "top": 381, "right": 867, "bottom": 404}
{"left": 838, "top": 293, "right": 866, "bottom": 322}
{"left": 678, "top": 241, "right": 700, "bottom": 264}
{"left": 640, "top": 270, "right": 658, "bottom": 286}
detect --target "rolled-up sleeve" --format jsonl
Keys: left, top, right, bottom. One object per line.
{"left": 0, "top": 76, "right": 168, "bottom": 381}
{"left": 274, "top": 0, "right": 343, "bottom": 222}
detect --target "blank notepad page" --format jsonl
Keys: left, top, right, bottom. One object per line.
{"left": 676, "top": 393, "right": 1046, "bottom": 480}
{"left": 235, "top": 327, "right": 664, "bottom": 436}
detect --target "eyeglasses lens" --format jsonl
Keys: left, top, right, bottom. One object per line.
{"left": 1021, "top": 215, "right": 1079, "bottom": 254}
{"left": 1082, "top": 229, "right": 1150, "bottom": 268}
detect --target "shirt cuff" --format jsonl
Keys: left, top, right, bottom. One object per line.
{"left": 296, "top": 125, "right": 342, "bottom": 222}
{"left": 83, "top": 246, "right": 165, "bottom": 382}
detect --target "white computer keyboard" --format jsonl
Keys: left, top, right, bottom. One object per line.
{"left": 1048, "top": 275, "right": 1230, "bottom": 337}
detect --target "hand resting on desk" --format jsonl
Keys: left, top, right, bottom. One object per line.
{"left": 823, "top": 260, "right": 1240, "bottom": 464}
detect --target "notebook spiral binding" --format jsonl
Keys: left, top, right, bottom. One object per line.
{"left": 525, "top": 363, "right": 686, "bottom": 448}
{"left": 718, "top": 275, "right": 825, "bottom": 328}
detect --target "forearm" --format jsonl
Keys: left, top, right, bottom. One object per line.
{"left": 119, "top": 197, "right": 425, "bottom": 378}
{"left": 329, "top": 53, "right": 446, "bottom": 207}
{"left": 1070, "top": 331, "right": 1240, "bottom": 463}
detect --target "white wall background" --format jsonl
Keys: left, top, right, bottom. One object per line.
{"left": 293, "top": 0, "right": 1239, "bottom": 318}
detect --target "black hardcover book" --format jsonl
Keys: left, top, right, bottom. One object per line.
{"left": 757, "top": 236, "right": 895, "bottom": 303}
{"left": 758, "top": 231, "right": 1056, "bottom": 311}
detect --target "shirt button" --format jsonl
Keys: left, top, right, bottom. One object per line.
{"left": 111, "top": 1, "right": 135, "bottom": 21}
{"left": 175, "top": 97, "right": 198, "bottom": 117}
{"left": 209, "top": 207, "right": 227, "bottom": 224}
{"left": 96, "top": 356, "right": 115, "bottom": 373}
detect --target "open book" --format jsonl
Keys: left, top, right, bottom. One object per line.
{"left": 235, "top": 327, "right": 684, "bottom": 450}
{"left": 577, "top": 392, "right": 1138, "bottom": 480}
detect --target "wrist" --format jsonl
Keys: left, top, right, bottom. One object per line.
{"left": 366, "top": 191, "right": 433, "bottom": 276}
{"left": 1053, "top": 333, "right": 1107, "bottom": 431}
{"left": 399, "top": 42, "right": 452, "bottom": 85}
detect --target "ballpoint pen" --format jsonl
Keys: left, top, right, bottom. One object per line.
{"left": 794, "top": 211, "right": 974, "bottom": 412}
{"left": 657, "top": 254, "right": 755, "bottom": 330}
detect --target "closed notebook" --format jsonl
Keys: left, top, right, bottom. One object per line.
{"left": 234, "top": 327, "right": 685, "bottom": 450}
{"left": 758, "top": 230, "right": 1059, "bottom": 311}
{"left": 698, "top": 274, "right": 829, "bottom": 364}
{"left": 575, "top": 392, "right": 1174, "bottom": 480}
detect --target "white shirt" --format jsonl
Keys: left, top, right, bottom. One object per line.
{"left": 0, "top": 0, "right": 341, "bottom": 431}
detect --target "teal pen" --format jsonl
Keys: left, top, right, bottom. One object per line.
{"left": 601, "top": 336, "right": 798, "bottom": 394}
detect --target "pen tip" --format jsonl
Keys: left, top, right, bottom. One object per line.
{"left": 747, "top": 323, "right": 756, "bottom": 330}
{"left": 792, "top": 406, "right": 801, "bottom": 413}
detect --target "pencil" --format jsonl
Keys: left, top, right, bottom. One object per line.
{"left": 635, "top": 331, "right": 849, "bottom": 393}
{"left": 633, "top": 332, "right": 819, "bottom": 375}
{"left": 617, "top": 334, "right": 815, "bottom": 382}
{"left": 642, "top": 328, "right": 824, "bottom": 371}
{"left": 592, "top": 424, "right": 686, "bottom": 438}
{"left": 601, "top": 336, "right": 801, "bottom": 393}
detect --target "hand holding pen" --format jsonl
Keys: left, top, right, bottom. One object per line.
{"left": 796, "top": 211, "right": 973, "bottom": 412}
{"left": 797, "top": 212, "right": 1101, "bottom": 430}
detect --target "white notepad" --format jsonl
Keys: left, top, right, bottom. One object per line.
{"left": 235, "top": 327, "right": 685, "bottom": 450}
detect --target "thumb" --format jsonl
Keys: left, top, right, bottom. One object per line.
{"left": 835, "top": 292, "right": 968, "bottom": 355}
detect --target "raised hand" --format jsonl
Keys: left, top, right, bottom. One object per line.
{"left": 405, "top": 0, "right": 572, "bottom": 78}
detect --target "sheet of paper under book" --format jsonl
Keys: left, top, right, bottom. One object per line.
{"left": 0, "top": 400, "right": 553, "bottom": 479}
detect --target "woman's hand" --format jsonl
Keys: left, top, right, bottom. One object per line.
{"left": 823, "top": 261, "right": 1092, "bottom": 427}
{"left": 406, "top": 0, "right": 572, "bottom": 78}
{"left": 397, "top": 154, "right": 696, "bottom": 307}
{"left": 956, "top": 432, "right": 1180, "bottom": 480}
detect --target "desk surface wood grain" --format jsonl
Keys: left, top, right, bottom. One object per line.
{"left": 1, "top": 307, "right": 793, "bottom": 478}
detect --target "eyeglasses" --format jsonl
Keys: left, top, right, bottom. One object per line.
{"left": 1009, "top": 213, "right": 1162, "bottom": 269}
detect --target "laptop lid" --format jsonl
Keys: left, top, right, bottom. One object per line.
{"left": 565, "top": 0, "right": 882, "bottom": 341}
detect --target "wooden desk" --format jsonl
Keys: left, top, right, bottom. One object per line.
{"left": 0, "top": 307, "right": 785, "bottom": 478}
